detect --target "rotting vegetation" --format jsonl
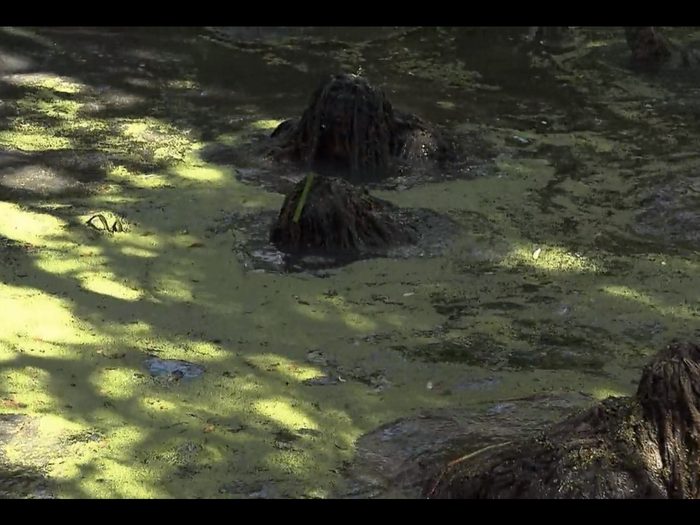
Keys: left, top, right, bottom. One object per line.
{"left": 1, "top": 26, "right": 700, "bottom": 499}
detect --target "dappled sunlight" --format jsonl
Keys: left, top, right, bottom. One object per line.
{"left": 0, "top": 203, "right": 69, "bottom": 244}
{"left": 108, "top": 166, "right": 172, "bottom": 188}
{"left": 91, "top": 369, "right": 141, "bottom": 401}
{"left": 254, "top": 397, "right": 321, "bottom": 430}
{"left": 17, "top": 96, "right": 82, "bottom": 120}
{"left": 503, "top": 243, "right": 602, "bottom": 274}
{"left": 120, "top": 119, "right": 191, "bottom": 150}
{"left": 150, "top": 275, "right": 194, "bottom": 301}
{"left": 33, "top": 251, "right": 113, "bottom": 282}
{"left": 0, "top": 131, "right": 72, "bottom": 151}
{"left": 78, "top": 273, "right": 143, "bottom": 301}
{"left": 208, "top": 118, "right": 283, "bottom": 148}
{"left": 0, "top": 26, "right": 55, "bottom": 48}
{"left": 3, "top": 365, "right": 59, "bottom": 408}
{"left": 97, "top": 320, "right": 153, "bottom": 339}
{"left": 313, "top": 287, "right": 435, "bottom": 332}
{"left": 248, "top": 119, "right": 283, "bottom": 131}
{"left": 98, "top": 86, "right": 144, "bottom": 108}
{"left": 589, "top": 386, "right": 631, "bottom": 400}
{"left": 341, "top": 311, "right": 384, "bottom": 331}
{"left": 206, "top": 131, "right": 249, "bottom": 147}
{"left": 80, "top": 193, "right": 139, "bottom": 208}
{"left": 120, "top": 245, "right": 158, "bottom": 258}
{"left": 290, "top": 297, "right": 394, "bottom": 332}
{"left": 106, "top": 232, "right": 167, "bottom": 253}
{"left": 292, "top": 302, "right": 330, "bottom": 322}
{"left": 0, "top": 288, "right": 83, "bottom": 344}
{"left": 163, "top": 79, "right": 200, "bottom": 90}
{"left": 3, "top": 73, "right": 86, "bottom": 94}
{"left": 604, "top": 284, "right": 655, "bottom": 304}
{"left": 601, "top": 283, "right": 697, "bottom": 321}
{"left": 0, "top": 26, "right": 452, "bottom": 499}
{"left": 77, "top": 462, "right": 166, "bottom": 499}
{"left": 436, "top": 100, "right": 456, "bottom": 110}
{"left": 2, "top": 25, "right": 700, "bottom": 499}
{"left": 169, "top": 163, "right": 226, "bottom": 183}
{"left": 243, "top": 354, "right": 321, "bottom": 382}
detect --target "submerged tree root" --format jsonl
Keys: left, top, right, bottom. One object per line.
{"left": 270, "top": 174, "right": 417, "bottom": 252}
{"left": 425, "top": 341, "right": 700, "bottom": 499}
{"left": 271, "top": 73, "right": 450, "bottom": 179}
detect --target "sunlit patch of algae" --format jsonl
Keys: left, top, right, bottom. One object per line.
{"left": 2, "top": 37, "right": 700, "bottom": 498}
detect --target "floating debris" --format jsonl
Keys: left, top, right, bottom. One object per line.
{"left": 302, "top": 375, "right": 340, "bottom": 386}
{"left": 143, "top": 356, "right": 205, "bottom": 380}
{"left": 303, "top": 349, "right": 390, "bottom": 391}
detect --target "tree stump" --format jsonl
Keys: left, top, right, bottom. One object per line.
{"left": 625, "top": 27, "right": 671, "bottom": 63}
{"left": 270, "top": 174, "right": 417, "bottom": 253}
{"left": 528, "top": 27, "right": 569, "bottom": 43}
{"left": 425, "top": 341, "right": 700, "bottom": 499}
{"left": 271, "top": 73, "right": 449, "bottom": 178}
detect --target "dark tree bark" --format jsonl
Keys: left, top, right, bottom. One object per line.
{"left": 529, "top": 27, "right": 569, "bottom": 43}
{"left": 270, "top": 174, "right": 417, "bottom": 253}
{"left": 624, "top": 27, "right": 671, "bottom": 63}
{"left": 425, "top": 342, "right": 700, "bottom": 499}
{"left": 271, "top": 73, "right": 449, "bottom": 179}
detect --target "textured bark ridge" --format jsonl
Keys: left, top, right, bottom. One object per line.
{"left": 625, "top": 27, "right": 671, "bottom": 63}
{"left": 270, "top": 174, "right": 417, "bottom": 253}
{"left": 272, "top": 73, "right": 450, "bottom": 180}
{"left": 425, "top": 342, "right": 700, "bottom": 499}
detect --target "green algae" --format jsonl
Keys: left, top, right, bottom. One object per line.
{"left": 1, "top": 26, "right": 700, "bottom": 499}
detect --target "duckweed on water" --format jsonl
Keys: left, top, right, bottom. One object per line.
{"left": 1, "top": 26, "right": 700, "bottom": 498}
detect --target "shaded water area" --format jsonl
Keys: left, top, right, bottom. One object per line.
{"left": 2, "top": 26, "right": 700, "bottom": 498}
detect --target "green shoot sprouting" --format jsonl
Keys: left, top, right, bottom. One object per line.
{"left": 293, "top": 172, "right": 315, "bottom": 223}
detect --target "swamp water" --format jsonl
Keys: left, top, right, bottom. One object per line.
{"left": 1, "top": 26, "right": 700, "bottom": 498}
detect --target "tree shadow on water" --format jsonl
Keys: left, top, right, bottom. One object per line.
{"left": 0, "top": 26, "right": 308, "bottom": 203}
{"left": 2, "top": 26, "right": 700, "bottom": 498}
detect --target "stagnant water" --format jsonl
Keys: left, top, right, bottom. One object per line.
{"left": 1, "top": 27, "right": 700, "bottom": 498}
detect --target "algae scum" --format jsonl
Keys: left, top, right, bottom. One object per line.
{"left": 1, "top": 26, "right": 700, "bottom": 498}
